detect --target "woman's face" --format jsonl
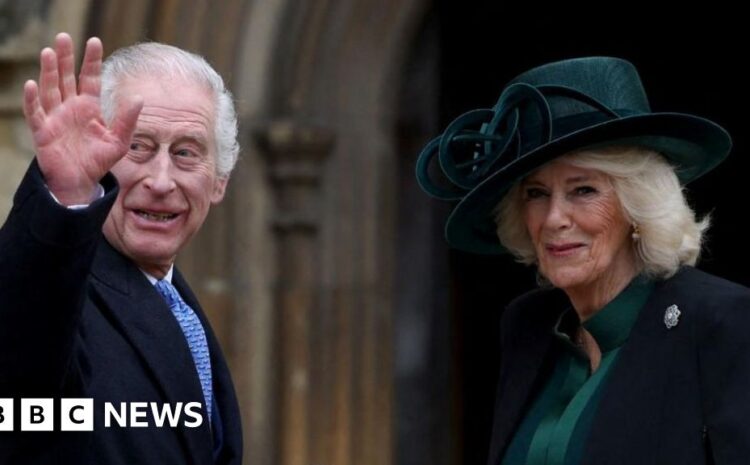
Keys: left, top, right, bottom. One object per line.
{"left": 521, "top": 159, "right": 636, "bottom": 292}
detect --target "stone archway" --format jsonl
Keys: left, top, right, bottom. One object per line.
{"left": 238, "top": 1, "right": 432, "bottom": 464}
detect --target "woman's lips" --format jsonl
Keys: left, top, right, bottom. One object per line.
{"left": 545, "top": 242, "right": 586, "bottom": 257}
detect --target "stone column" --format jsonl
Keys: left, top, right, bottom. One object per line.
{"left": 255, "top": 119, "right": 334, "bottom": 465}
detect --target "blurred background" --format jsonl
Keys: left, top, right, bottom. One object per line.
{"left": 1, "top": 2, "right": 747, "bottom": 464}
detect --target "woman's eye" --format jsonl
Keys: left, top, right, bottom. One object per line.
{"left": 574, "top": 186, "right": 597, "bottom": 196}
{"left": 525, "top": 187, "right": 548, "bottom": 199}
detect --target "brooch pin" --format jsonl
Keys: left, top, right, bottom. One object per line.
{"left": 664, "top": 304, "right": 681, "bottom": 329}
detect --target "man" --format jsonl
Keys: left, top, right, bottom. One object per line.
{"left": 0, "top": 33, "right": 242, "bottom": 464}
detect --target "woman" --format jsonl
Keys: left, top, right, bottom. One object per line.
{"left": 416, "top": 57, "right": 750, "bottom": 465}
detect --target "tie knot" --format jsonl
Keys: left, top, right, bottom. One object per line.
{"left": 154, "top": 279, "right": 181, "bottom": 308}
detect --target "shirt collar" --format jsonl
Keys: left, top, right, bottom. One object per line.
{"left": 142, "top": 265, "right": 175, "bottom": 285}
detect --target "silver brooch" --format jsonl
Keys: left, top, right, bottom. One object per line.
{"left": 664, "top": 304, "right": 681, "bottom": 329}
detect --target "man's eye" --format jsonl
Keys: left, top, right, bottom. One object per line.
{"left": 128, "top": 141, "right": 152, "bottom": 161}
{"left": 174, "top": 149, "right": 195, "bottom": 158}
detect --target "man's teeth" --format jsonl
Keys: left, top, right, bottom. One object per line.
{"left": 136, "top": 210, "right": 177, "bottom": 221}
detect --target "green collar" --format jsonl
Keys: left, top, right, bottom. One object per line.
{"left": 555, "top": 275, "right": 654, "bottom": 354}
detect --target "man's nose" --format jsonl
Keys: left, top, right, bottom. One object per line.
{"left": 143, "top": 146, "right": 177, "bottom": 194}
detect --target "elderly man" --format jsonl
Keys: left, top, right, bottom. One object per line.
{"left": 0, "top": 33, "right": 242, "bottom": 464}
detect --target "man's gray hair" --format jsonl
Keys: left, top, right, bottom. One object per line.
{"left": 101, "top": 42, "right": 239, "bottom": 177}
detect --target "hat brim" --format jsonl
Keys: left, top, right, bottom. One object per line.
{"left": 445, "top": 112, "right": 732, "bottom": 255}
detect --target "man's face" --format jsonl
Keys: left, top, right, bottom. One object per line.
{"left": 102, "top": 76, "right": 227, "bottom": 277}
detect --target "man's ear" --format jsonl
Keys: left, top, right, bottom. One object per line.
{"left": 211, "top": 176, "right": 228, "bottom": 204}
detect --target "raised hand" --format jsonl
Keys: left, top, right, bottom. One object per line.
{"left": 22, "top": 33, "right": 143, "bottom": 206}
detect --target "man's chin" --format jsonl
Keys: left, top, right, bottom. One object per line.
{"left": 119, "top": 243, "right": 178, "bottom": 274}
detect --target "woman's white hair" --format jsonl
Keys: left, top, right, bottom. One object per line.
{"left": 495, "top": 146, "right": 709, "bottom": 279}
{"left": 100, "top": 42, "right": 239, "bottom": 178}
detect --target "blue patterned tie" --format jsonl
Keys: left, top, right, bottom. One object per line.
{"left": 154, "top": 279, "right": 213, "bottom": 424}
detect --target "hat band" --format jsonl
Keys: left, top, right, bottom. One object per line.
{"left": 517, "top": 109, "right": 642, "bottom": 153}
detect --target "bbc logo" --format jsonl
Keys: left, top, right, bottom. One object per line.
{"left": 0, "top": 398, "right": 93, "bottom": 431}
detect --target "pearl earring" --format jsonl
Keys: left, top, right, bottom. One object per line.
{"left": 632, "top": 223, "right": 641, "bottom": 241}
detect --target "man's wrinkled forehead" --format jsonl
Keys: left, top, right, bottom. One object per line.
{"left": 119, "top": 75, "right": 217, "bottom": 151}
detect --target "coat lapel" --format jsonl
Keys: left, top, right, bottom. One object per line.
{"left": 89, "top": 240, "right": 213, "bottom": 463}
{"left": 487, "top": 291, "right": 566, "bottom": 465}
{"left": 583, "top": 270, "right": 689, "bottom": 464}
{"left": 173, "top": 269, "right": 243, "bottom": 464}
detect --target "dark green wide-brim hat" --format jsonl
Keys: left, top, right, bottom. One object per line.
{"left": 415, "top": 56, "right": 732, "bottom": 255}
